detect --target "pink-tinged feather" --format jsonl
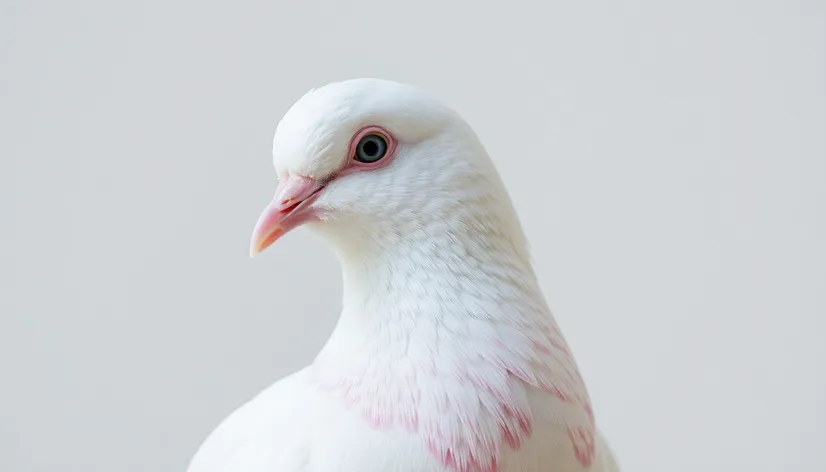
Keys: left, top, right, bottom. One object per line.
{"left": 568, "top": 426, "right": 597, "bottom": 467}
{"left": 311, "top": 317, "right": 596, "bottom": 472}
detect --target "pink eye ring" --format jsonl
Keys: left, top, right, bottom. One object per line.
{"left": 345, "top": 126, "right": 397, "bottom": 171}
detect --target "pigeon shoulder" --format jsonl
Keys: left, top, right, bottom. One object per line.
{"left": 186, "top": 367, "right": 320, "bottom": 472}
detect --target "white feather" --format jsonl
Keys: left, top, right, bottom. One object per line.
{"left": 187, "top": 78, "right": 619, "bottom": 472}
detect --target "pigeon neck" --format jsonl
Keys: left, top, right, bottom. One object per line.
{"left": 308, "top": 185, "right": 596, "bottom": 465}
{"left": 316, "top": 204, "right": 552, "bottom": 359}
{"left": 338, "top": 229, "right": 538, "bottom": 315}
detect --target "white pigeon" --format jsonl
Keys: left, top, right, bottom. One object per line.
{"left": 187, "top": 78, "right": 619, "bottom": 472}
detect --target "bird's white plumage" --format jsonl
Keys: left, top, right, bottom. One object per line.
{"left": 188, "top": 78, "right": 619, "bottom": 472}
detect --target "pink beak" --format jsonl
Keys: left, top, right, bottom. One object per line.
{"left": 249, "top": 174, "right": 326, "bottom": 257}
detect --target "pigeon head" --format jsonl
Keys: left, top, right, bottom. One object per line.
{"left": 250, "top": 78, "right": 525, "bottom": 259}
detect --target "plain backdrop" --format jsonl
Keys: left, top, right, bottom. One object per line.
{"left": 2, "top": 0, "right": 824, "bottom": 471}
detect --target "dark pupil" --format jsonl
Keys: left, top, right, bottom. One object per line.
{"left": 356, "top": 135, "right": 387, "bottom": 163}
{"left": 362, "top": 139, "right": 379, "bottom": 157}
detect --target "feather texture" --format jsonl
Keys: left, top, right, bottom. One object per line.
{"left": 187, "top": 78, "right": 619, "bottom": 472}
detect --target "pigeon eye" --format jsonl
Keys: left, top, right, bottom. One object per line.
{"left": 354, "top": 134, "right": 388, "bottom": 163}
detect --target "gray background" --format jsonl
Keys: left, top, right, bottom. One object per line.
{"left": 2, "top": 0, "right": 824, "bottom": 471}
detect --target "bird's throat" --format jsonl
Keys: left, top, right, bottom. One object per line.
{"left": 315, "top": 220, "right": 548, "bottom": 365}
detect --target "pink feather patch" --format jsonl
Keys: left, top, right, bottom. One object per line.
{"left": 311, "top": 317, "right": 596, "bottom": 472}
